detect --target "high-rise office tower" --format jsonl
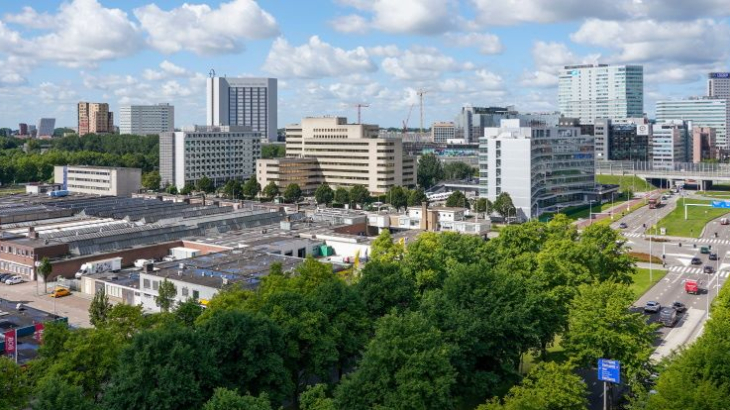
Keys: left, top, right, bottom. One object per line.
{"left": 558, "top": 64, "right": 644, "bottom": 124}
{"left": 708, "top": 72, "right": 730, "bottom": 99}
{"left": 656, "top": 97, "right": 730, "bottom": 149}
{"left": 78, "top": 102, "right": 114, "bottom": 136}
{"left": 18, "top": 123, "right": 28, "bottom": 136}
{"left": 37, "top": 118, "right": 56, "bottom": 138}
{"left": 119, "top": 104, "right": 174, "bottom": 135}
{"left": 206, "top": 77, "right": 277, "bottom": 142}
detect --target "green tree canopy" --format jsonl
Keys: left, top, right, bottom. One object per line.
{"left": 89, "top": 288, "right": 112, "bottom": 328}
{"left": 443, "top": 161, "right": 475, "bottom": 180}
{"left": 262, "top": 182, "right": 280, "bottom": 200}
{"left": 196, "top": 175, "right": 214, "bottom": 193}
{"left": 315, "top": 183, "right": 334, "bottom": 205}
{"left": 242, "top": 177, "right": 261, "bottom": 198}
{"left": 370, "top": 229, "right": 404, "bottom": 263}
{"left": 180, "top": 182, "right": 195, "bottom": 195}
{"left": 283, "top": 183, "right": 302, "bottom": 203}
{"left": 203, "top": 388, "right": 272, "bottom": 410}
{"left": 445, "top": 190, "right": 469, "bottom": 208}
{"left": 155, "top": 279, "right": 177, "bottom": 313}
{"left": 334, "top": 187, "right": 349, "bottom": 204}
{"left": 408, "top": 187, "right": 428, "bottom": 206}
{"left": 494, "top": 192, "right": 517, "bottom": 219}
{"left": 356, "top": 261, "right": 417, "bottom": 319}
{"left": 141, "top": 171, "right": 161, "bottom": 191}
{"left": 417, "top": 153, "right": 444, "bottom": 188}
{"left": 386, "top": 185, "right": 408, "bottom": 211}
{"left": 349, "top": 185, "right": 370, "bottom": 206}
{"left": 0, "top": 356, "right": 30, "bottom": 410}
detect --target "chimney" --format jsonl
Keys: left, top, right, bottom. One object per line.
{"left": 420, "top": 202, "right": 428, "bottom": 231}
{"left": 28, "top": 227, "right": 39, "bottom": 239}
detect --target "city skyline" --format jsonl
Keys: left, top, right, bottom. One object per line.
{"left": 1, "top": 0, "right": 730, "bottom": 129}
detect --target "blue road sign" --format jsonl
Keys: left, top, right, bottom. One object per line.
{"left": 711, "top": 200, "right": 730, "bottom": 209}
{"left": 598, "top": 359, "right": 621, "bottom": 383}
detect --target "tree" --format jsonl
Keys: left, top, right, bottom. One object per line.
{"left": 349, "top": 185, "right": 370, "bottom": 207}
{"left": 387, "top": 185, "right": 408, "bottom": 211}
{"left": 165, "top": 184, "right": 178, "bottom": 195}
{"left": 0, "top": 356, "right": 30, "bottom": 410}
{"left": 174, "top": 298, "right": 204, "bottom": 327}
{"left": 334, "top": 187, "right": 349, "bottom": 205}
{"left": 89, "top": 288, "right": 112, "bottom": 327}
{"left": 203, "top": 388, "right": 272, "bottom": 410}
{"left": 475, "top": 198, "right": 493, "bottom": 214}
{"left": 283, "top": 183, "right": 302, "bottom": 203}
{"left": 141, "top": 171, "right": 161, "bottom": 191}
{"left": 443, "top": 161, "right": 475, "bottom": 180}
{"left": 196, "top": 175, "right": 214, "bottom": 193}
{"left": 33, "top": 375, "right": 98, "bottom": 410}
{"left": 445, "top": 190, "right": 469, "bottom": 208}
{"left": 408, "top": 187, "right": 428, "bottom": 206}
{"left": 370, "top": 229, "right": 404, "bottom": 263}
{"left": 494, "top": 192, "right": 516, "bottom": 219}
{"left": 478, "top": 363, "right": 588, "bottom": 410}
{"left": 300, "top": 384, "right": 336, "bottom": 410}
{"left": 155, "top": 278, "right": 177, "bottom": 312}
{"left": 37, "top": 256, "right": 52, "bottom": 294}
{"left": 180, "top": 182, "right": 195, "bottom": 195}
{"left": 222, "top": 179, "right": 241, "bottom": 199}
{"left": 334, "top": 311, "right": 457, "bottom": 410}
{"left": 314, "top": 183, "right": 334, "bottom": 205}
{"left": 356, "top": 261, "right": 417, "bottom": 319}
{"left": 262, "top": 181, "right": 280, "bottom": 200}
{"left": 417, "top": 153, "right": 444, "bottom": 189}
{"left": 261, "top": 144, "right": 286, "bottom": 159}
{"left": 242, "top": 177, "right": 261, "bottom": 199}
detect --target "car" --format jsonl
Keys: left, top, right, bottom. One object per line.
{"left": 4, "top": 275, "right": 23, "bottom": 285}
{"left": 709, "top": 252, "right": 718, "bottom": 261}
{"left": 619, "top": 222, "right": 628, "bottom": 229}
{"left": 721, "top": 218, "right": 729, "bottom": 226}
{"left": 691, "top": 257, "right": 702, "bottom": 265}
{"left": 644, "top": 301, "right": 662, "bottom": 313}
{"left": 704, "top": 265, "right": 715, "bottom": 274}
{"left": 0, "top": 273, "right": 12, "bottom": 282}
{"left": 672, "top": 301, "right": 687, "bottom": 313}
{"left": 660, "top": 307, "right": 678, "bottom": 327}
{"left": 701, "top": 246, "right": 711, "bottom": 254}
{"left": 50, "top": 288, "right": 71, "bottom": 298}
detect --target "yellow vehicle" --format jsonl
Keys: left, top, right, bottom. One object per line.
{"left": 50, "top": 288, "right": 71, "bottom": 298}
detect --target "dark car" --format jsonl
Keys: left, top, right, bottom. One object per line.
{"left": 644, "top": 301, "right": 662, "bottom": 313}
{"left": 709, "top": 252, "right": 718, "bottom": 261}
{"left": 0, "top": 273, "right": 10, "bottom": 281}
{"left": 704, "top": 265, "right": 715, "bottom": 274}
{"left": 672, "top": 301, "right": 687, "bottom": 313}
{"left": 619, "top": 222, "right": 628, "bottom": 229}
{"left": 692, "top": 257, "right": 702, "bottom": 265}
{"left": 660, "top": 307, "right": 678, "bottom": 327}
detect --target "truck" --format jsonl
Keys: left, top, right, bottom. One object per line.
{"left": 75, "top": 257, "right": 122, "bottom": 279}
{"left": 648, "top": 195, "right": 662, "bottom": 209}
{"left": 659, "top": 307, "right": 678, "bottom": 327}
{"left": 685, "top": 279, "right": 700, "bottom": 294}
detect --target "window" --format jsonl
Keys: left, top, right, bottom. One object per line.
{"left": 143, "top": 279, "right": 150, "bottom": 289}
{"left": 153, "top": 281, "right": 159, "bottom": 291}
{"left": 182, "top": 287, "right": 189, "bottom": 297}
{"left": 192, "top": 290, "right": 200, "bottom": 300}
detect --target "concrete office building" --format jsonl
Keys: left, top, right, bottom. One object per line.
{"left": 206, "top": 77, "right": 277, "bottom": 142}
{"left": 479, "top": 119, "right": 597, "bottom": 220}
{"left": 708, "top": 72, "right": 730, "bottom": 99}
{"left": 558, "top": 64, "right": 644, "bottom": 124}
{"left": 36, "top": 118, "right": 55, "bottom": 138}
{"left": 54, "top": 165, "right": 142, "bottom": 196}
{"left": 691, "top": 126, "right": 717, "bottom": 163}
{"left": 78, "top": 102, "right": 113, "bottom": 136}
{"left": 258, "top": 117, "right": 416, "bottom": 195}
{"left": 651, "top": 121, "right": 689, "bottom": 170}
{"left": 455, "top": 105, "right": 516, "bottom": 143}
{"left": 160, "top": 125, "right": 261, "bottom": 190}
{"left": 432, "top": 122, "right": 456, "bottom": 143}
{"left": 119, "top": 104, "right": 174, "bottom": 135}
{"left": 18, "top": 123, "right": 28, "bottom": 136}
{"left": 593, "top": 118, "right": 651, "bottom": 162}
{"left": 656, "top": 97, "right": 730, "bottom": 149}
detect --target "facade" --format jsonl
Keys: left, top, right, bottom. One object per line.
{"left": 159, "top": 125, "right": 261, "bottom": 190}
{"left": 78, "top": 102, "right": 114, "bottom": 136}
{"left": 18, "top": 123, "right": 28, "bottom": 136}
{"left": 479, "top": 119, "right": 596, "bottom": 219}
{"left": 257, "top": 157, "right": 320, "bottom": 193}
{"left": 432, "top": 122, "right": 456, "bottom": 143}
{"left": 655, "top": 98, "right": 730, "bottom": 149}
{"left": 708, "top": 72, "right": 730, "bottom": 99}
{"left": 206, "top": 77, "right": 277, "bottom": 142}
{"left": 259, "top": 117, "right": 416, "bottom": 195}
{"left": 593, "top": 118, "right": 651, "bottom": 161}
{"left": 691, "top": 126, "right": 717, "bottom": 164}
{"left": 36, "top": 118, "right": 55, "bottom": 138}
{"left": 558, "top": 64, "right": 644, "bottom": 124}
{"left": 651, "top": 121, "right": 689, "bottom": 170}
{"left": 119, "top": 104, "right": 174, "bottom": 135}
{"left": 54, "top": 165, "right": 142, "bottom": 196}
{"left": 455, "top": 105, "right": 516, "bottom": 143}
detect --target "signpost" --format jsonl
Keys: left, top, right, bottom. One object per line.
{"left": 598, "top": 359, "right": 621, "bottom": 410}
{"left": 711, "top": 200, "right": 730, "bottom": 209}
{"left": 3, "top": 329, "right": 17, "bottom": 363}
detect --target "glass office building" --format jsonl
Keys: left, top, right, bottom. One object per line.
{"left": 655, "top": 97, "right": 729, "bottom": 149}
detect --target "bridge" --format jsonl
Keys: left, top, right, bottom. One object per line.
{"left": 596, "top": 161, "right": 730, "bottom": 188}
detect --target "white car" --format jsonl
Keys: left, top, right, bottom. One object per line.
{"left": 5, "top": 275, "right": 23, "bottom": 285}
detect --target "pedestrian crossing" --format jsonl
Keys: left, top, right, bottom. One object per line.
{"left": 621, "top": 232, "right": 730, "bottom": 246}
{"left": 668, "top": 265, "right": 730, "bottom": 278}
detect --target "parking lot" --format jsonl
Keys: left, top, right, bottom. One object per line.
{"left": 0, "top": 280, "right": 91, "bottom": 328}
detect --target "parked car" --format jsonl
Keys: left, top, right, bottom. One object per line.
{"left": 619, "top": 222, "right": 628, "bottom": 229}
{"left": 50, "top": 288, "right": 71, "bottom": 298}
{"left": 0, "top": 273, "right": 12, "bottom": 282}
{"left": 672, "top": 301, "right": 687, "bottom": 313}
{"left": 691, "top": 257, "right": 702, "bottom": 265}
{"left": 721, "top": 218, "right": 729, "bottom": 225}
{"left": 4, "top": 275, "right": 23, "bottom": 285}
{"left": 704, "top": 265, "right": 715, "bottom": 274}
{"left": 709, "top": 252, "right": 718, "bottom": 261}
{"left": 644, "top": 301, "right": 662, "bottom": 313}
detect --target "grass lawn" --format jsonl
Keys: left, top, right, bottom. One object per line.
{"left": 0, "top": 186, "right": 24, "bottom": 196}
{"left": 596, "top": 174, "right": 657, "bottom": 192}
{"left": 655, "top": 198, "right": 730, "bottom": 238}
{"left": 631, "top": 268, "right": 667, "bottom": 299}
{"left": 697, "top": 191, "right": 730, "bottom": 198}
{"left": 520, "top": 335, "right": 568, "bottom": 375}
{"left": 539, "top": 193, "right": 634, "bottom": 222}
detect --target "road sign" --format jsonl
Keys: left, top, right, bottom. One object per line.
{"left": 598, "top": 359, "right": 621, "bottom": 383}
{"left": 711, "top": 200, "right": 730, "bottom": 209}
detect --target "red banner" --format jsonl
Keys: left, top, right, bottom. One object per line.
{"left": 34, "top": 323, "right": 44, "bottom": 343}
{"left": 3, "top": 329, "right": 16, "bottom": 357}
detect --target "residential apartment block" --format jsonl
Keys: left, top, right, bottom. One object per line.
{"left": 119, "top": 104, "right": 174, "bottom": 135}
{"left": 160, "top": 125, "right": 261, "bottom": 190}
{"left": 558, "top": 64, "right": 644, "bottom": 124}
{"left": 655, "top": 97, "right": 730, "bottom": 149}
{"left": 78, "top": 102, "right": 114, "bottom": 136}
{"left": 207, "top": 76, "right": 277, "bottom": 142}
{"left": 54, "top": 165, "right": 141, "bottom": 196}
{"left": 257, "top": 117, "right": 416, "bottom": 195}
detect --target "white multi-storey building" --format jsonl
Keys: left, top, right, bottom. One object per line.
{"left": 558, "top": 64, "right": 644, "bottom": 124}
{"left": 655, "top": 97, "right": 730, "bottom": 149}
{"left": 651, "top": 120, "right": 689, "bottom": 170}
{"left": 479, "top": 119, "right": 597, "bottom": 220}
{"left": 119, "top": 104, "right": 174, "bottom": 135}
{"left": 206, "top": 77, "right": 277, "bottom": 142}
{"left": 36, "top": 118, "right": 55, "bottom": 138}
{"left": 708, "top": 72, "right": 730, "bottom": 99}
{"left": 159, "top": 125, "right": 261, "bottom": 190}
{"left": 54, "top": 165, "right": 141, "bottom": 196}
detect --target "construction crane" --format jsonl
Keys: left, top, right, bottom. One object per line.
{"left": 417, "top": 89, "right": 428, "bottom": 137}
{"left": 354, "top": 103, "right": 369, "bottom": 124}
{"left": 403, "top": 103, "right": 415, "bottom": 136}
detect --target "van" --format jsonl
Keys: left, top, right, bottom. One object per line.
{"left": 721, "top": 218, "right": 729, "bottom": 226}
{"left": 659, "top": 307, "right": 678, "bottom": 327}
{"left": 701, "top": 246, "right": 710, "bottom": 254}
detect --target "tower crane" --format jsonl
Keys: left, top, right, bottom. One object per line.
{"left": 354, "top": 103, "right": 369, "bottom": 124}
{"left": 403, "top": 103, "right": 415, "bottom": 136}
{"left": 417, "top": 89, "right": 428, "bottom": 137}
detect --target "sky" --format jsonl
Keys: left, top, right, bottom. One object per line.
{"left": 1, "top": 0, "right": 729, "bottom": 130}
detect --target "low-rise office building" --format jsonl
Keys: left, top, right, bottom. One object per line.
{"left": 656, "top": 97, "right": 730, "bottom": 149}
{"left": 54, "top": 165, "right": 141, "bottom": 196}
{"left": 692, "top": 126, "right": 717, "bottom": 163}
{"left": 594, "top": 118, "right": 651, "bottom": 162}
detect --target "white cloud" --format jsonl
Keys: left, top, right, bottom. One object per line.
{"left": 142, "top": 60, "right": 191, "bottom": 81}
{"left": 381, "top": 46, "right": 473, "bottom": 81}
{"left": 368, "top": 45, "right": 401, "bottom": 57}
{"left": 142, "top": 69, "right": 165, "bottom": 81}
{"left": 133, "top": 0, "right": 279, "bottom": 55}
{"left": 333, "top": 0, "right": 458, "bottom": 35}
{"left": 160, "top": 60, "right": 189, "bottom": 76}
{"left": 520, "top": 41, "right": 600, "bottom": 88}
{"left": 3, "top": 6, "right": 57, "bottom": 29}
{"left": 0, "top": 0, "right": 142, "bottom": 68}
{"left": 330, "top": 14, "right": 369, "bottom": 34}
{"left": 444, "top": 32, "right": 503, "bottom": 55}
{"left": 263, "top": 36, "right": 377, "bottom": 79}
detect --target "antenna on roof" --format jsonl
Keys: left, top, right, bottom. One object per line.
{"left": 209, "top": 69, "right": 216, "bottom": 78}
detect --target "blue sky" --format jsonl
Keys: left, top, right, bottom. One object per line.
{"left": 1, "top": 0, "right": 729, "bottom": 129}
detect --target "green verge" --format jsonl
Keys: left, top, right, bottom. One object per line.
{"left": 596, "top": 174, "right": 657, "bottom": 192}
{"left": 697, "top": 191, "right": 730, "bottom": 198}
{"left": 631, "top": 268, "right": 667, "bottom": 299}
{"left": 655, "top": 198, "right": 730, "bottom": 238}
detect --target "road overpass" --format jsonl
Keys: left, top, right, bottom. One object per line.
{"left": 596, "top": 161, "right": 730, "bottom": 188}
